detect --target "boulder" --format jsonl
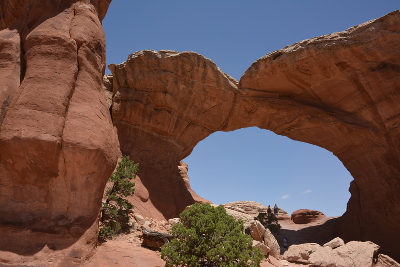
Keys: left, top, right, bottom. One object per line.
{"left": 333, "top": 241, "right": 380, "bottom": 267}
{"left": 168, "top": 218, "right": 181, "bottom": 226}
{"left": 134, "top": 214, "right": 146, "bottom": 225}
{"left": 263, "top": 228, "right": 281, "bottom": 259}
{"left": 252, "top": 240, "right": 271, "bottom": 256}
{"left": 324, "top": 237, "right": 345, "bottom": 249}
{"left": 283, "top": 243, "right": 321, "bottom": 263}
{"left": 291, "top": 209, "right": 325, "bottom": 224}
{"left": 249, "top": 220, "right": 266, "bottom": 242}
{"left": 284, "top": 240, "right": 381, "bottom": 267}
{"left": 374, "top": 254, "right": 400, "bottom": 267}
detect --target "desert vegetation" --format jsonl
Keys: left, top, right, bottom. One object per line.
{"left": 161, "top": 203, "right": 264, "bottom": 267}
{"left": 99, "top": 156, "right": 138, "bottom": 239}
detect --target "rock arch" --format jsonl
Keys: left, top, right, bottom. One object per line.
{"left": 0, "top": 0, "right": 399, "bottom": 263}
{"left": 109, "top": 11, "right": 400, "bottom": 259}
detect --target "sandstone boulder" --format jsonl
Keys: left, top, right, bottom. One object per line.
{"left": 283, "top": 239, "right": 383, "bottom": 267}
{"left": 252, "top": 240, "right": 271, "bottom": 256}
{"left": 323, "top": 237, "right": 345, "bottom": 249}
{"left": 374, "top": 254, "right": 400, "bottom": 267}
{"left": 249, "top": 220, "right": 266, "bottom": 242}
{"left": 168, "top": 218, "right": 181, "bottom": 226}
{"left": 283, "top": 243, "right": 321, "bottom": 263}
{"left": 263, "top": 228, "right": 281, "bottom": 259}
{"left": 291, "top": 209, "right": 325, "bottom": 224}
{"left": 309, "top": 241, "right": 380, "bottom": 267}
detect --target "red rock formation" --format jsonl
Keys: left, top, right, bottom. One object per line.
{"left": 238, "top": 11, "right": 400, "bottom": 260}
{"left": 110, "top": 50, "right": 238, "bottom": 219}
{"left": 291, "top": 209, "right": 325, "bottom": 224}
{"left": 1, "top": 1, "right": 399, "bottom": 263}
{"left": 110, "top": 11, "right": 400, "bottom": 260}
{"left": 0, "top": 0, "right": 118, "bottom": 264}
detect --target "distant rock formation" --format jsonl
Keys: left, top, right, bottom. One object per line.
{"left": 224, "top": 201, "right": 288, "bottom": 216}
{"left": 291, "top": 209, "right": 325, "bottom": 224}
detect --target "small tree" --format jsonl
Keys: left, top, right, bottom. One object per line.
{"left": 255, "top": 212, "right": 281, "bottom": 234}
{"left": 161, "top": 203, "right": 264, "bottom": 267}
{"left": 99, "top": 156, "right": 138, "bottom": 239}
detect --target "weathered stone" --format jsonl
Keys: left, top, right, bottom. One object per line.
{"left": 324, "top": 237, "right": 345, "bottom": 249}
{"left": 308, "top": 241, "right": 380, "bottom": 267}
{"left": 252, "top": 240, "right": 271, "bottom": 256}
{"left": 224, "top": 201, "right": 288, "bottom": 217}
{"left": 263, "top": 228, "right": 281, "bottom": 259}
{"left": 110, "top": 50, "right": 238, "bottom": 219}
{"left": 284, "top": 240, "right": 381, "bottom": 267}
{"left": 168, "top": 218, "right": 181, "bottom": 226}
{"left": 283, "top": 243, "right": 321, "bottom": 263}
{"left": 0, "top": 0, "right": 119, "bottom": 264}
{"left": 334, "top": 241, "right": 380, "bottom": 267}
{"left": 249, "top": 220, "right": 266, "bottom": 242}
{"left": 223, "top": 207, "right": 254, "bottom": 228}
{"left": 238, "top": 11, "right": 400, "bottom": 260}
{"left": 134, "top": 214, "right": 145, "bottom": 225}
{"left": 108, "top": 12, "right": 400, "bottom": 261}
{"left": 291, "top": 209, "right": 325, "bottom": 224}
{"left": 1, "top": 2, "right": 400, "bottom": 264}
{"left": 374, "top": 254, "right": 400, "bottom": 267}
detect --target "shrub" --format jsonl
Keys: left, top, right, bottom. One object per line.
{"left": 161, "top": 203, "right": 264, "bottom": 267}
{"left": 99, "top": 156, "right": 138, "bottom": 239}
{"left": 254, "top": 212, "right": 281, "bottom": 234}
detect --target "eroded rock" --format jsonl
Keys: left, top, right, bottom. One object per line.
{"left": 109, "top": 11, "right": 400, "bottom": 261}
{"left": 0, "top": 0, "right": 119, "bottom": 264}
{"left": 324, "top": 237, "right": 345, "bottom": 249}
{"left": 291, "top": 209, "right": 325, "bottom": 224}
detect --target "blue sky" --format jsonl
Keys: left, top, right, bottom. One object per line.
{"left": 103, "top": 1, "right": 398, "bottom": 217}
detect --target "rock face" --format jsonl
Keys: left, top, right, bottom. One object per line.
{"left": 291, "top": 209, "right": 325, "bottom": 224}
{"left": 237, "top": 11, "right": 400, "bottom": 260}
{"left": 1, "top": 2, "right": 400, "bottom": 264}
{"left": 110, "top": 50, "right": 239, "bottom": 219}
{"left": 109, "top": 11, "right": 400, "bottom": 261}
{"left": 224, "top": 201, "right": 288, "bottom": 217}
{"left": 283, "top": 240, "right": 382, "bottom": 267}
{"left": 0, "top": 0, "right": 118, "bottom": 264}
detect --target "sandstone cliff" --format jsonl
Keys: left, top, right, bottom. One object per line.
{"left": 0, "top": 0, "right": 118, "bottom": 265}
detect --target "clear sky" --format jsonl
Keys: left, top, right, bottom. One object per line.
{"left": 103, "top": 1, "right": 398, "bottom": 217}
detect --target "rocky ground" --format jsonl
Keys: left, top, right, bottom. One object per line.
{"left": 82, "top": 212, "right": 337, "bottom": 267}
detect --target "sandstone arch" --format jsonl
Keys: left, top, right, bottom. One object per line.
{"left": 0, "top": 0, "right": 399, "bottom": 263}
{"left": 109, "top": 11, "right": 400, "bottom": 260}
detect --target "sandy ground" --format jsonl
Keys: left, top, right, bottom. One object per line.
{"left": 83, "top": 216, "right": 337, "bottom": 267}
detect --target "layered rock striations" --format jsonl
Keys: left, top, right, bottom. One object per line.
{"left": 0, "top": 0, "right": 118, "bottom": 264}
{"left": 109, "top": 11, "right": 400, "bottom": 260}
{"left": 1, "top": 1, "right": 399, "bottom": 264}
{"left": 110, "top": 50, "right": 238, "bottom": 219}
{"left": 238, "top": 11, "right": 400, "bottom": 260}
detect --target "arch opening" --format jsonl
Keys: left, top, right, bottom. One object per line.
{"left": 184, "top": 127, "right": 353, "bottom": 217}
